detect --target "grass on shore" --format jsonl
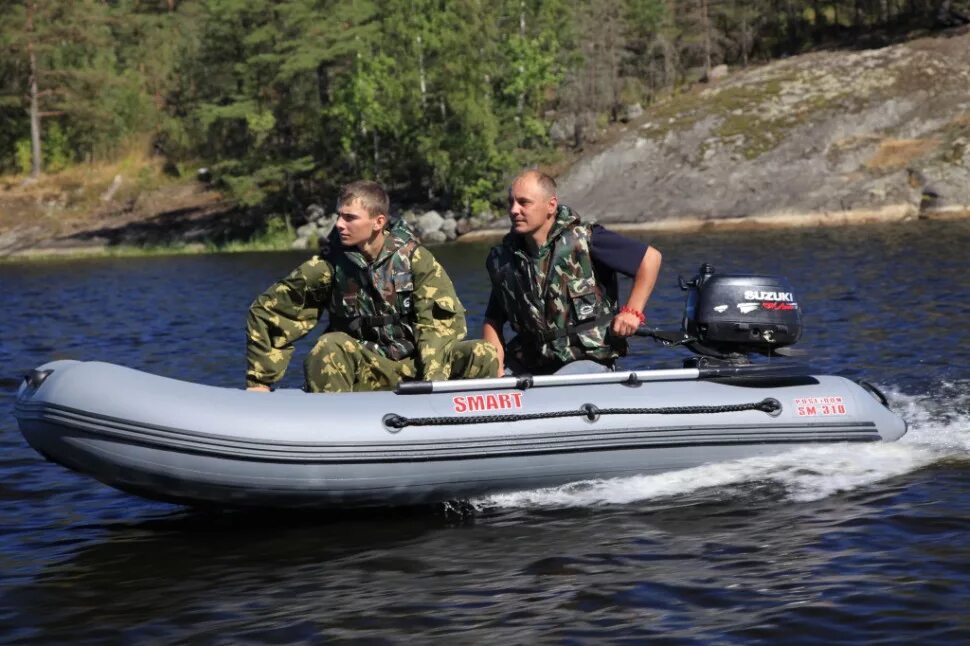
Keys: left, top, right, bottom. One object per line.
{"left": 0, "top": 140, "right": 307, "bottom": 262}
{"left": 0, "top": 141, "right": 183, "bottom": 223}
{"left": 1, "top": 215, "right": 299, "bottom": 263}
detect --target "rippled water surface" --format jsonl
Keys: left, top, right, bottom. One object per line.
{"left": 2, "top": 221, "right": 969, "bottom": 643}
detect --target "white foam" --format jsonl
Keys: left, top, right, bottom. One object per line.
{"left": 890, "top": 381, "right": 970, "bottom": 452}
{"left": 476, "top": 382, "right": 970, "bottom": 510}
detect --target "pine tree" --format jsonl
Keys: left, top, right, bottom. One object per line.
{"left": 0, "top": 0, "right": 160, "bottom": 176}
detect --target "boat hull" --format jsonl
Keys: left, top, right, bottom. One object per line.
{"left": 15, "top": 360, "right": 907, "bottom": 509}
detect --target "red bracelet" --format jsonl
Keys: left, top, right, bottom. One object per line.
{"left": 620, "top": 306, "right": 645, "bottom": 325}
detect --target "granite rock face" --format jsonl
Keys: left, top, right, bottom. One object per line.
{"left": 557, "top": 31, "right": 970, "bottom": 223}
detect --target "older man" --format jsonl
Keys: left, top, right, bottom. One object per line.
{"left": 482, "top": 170, "right": 662, "bottom": 375}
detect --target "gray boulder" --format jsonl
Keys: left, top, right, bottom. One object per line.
{"left": 440, "top": 217, "right": 458, "bottom": 241}
{"left": 706, "top": 64, "right": 729, "bottom": 82}
{"left": 550, "top": 113, "right": 577, "bottom": 145}
{"left": 620, "top": 103, "right": 644, "bottom": 122}
{"left": 295, "top": 222, "right": 317, "bottom": 238}
{"left": 316, "top": 214, "right": 336, "bottom": 238}
{"left": 305, "top": 203, "right": 326, "bottom": 222}
{"left": 456, "top": 217, "right": 475, "bottom": 236}
{"left": 416, "top": 210, "right": 445, "bottom": 238}
{"left": 421, "top": 229, "right": 448, "bottom": 244}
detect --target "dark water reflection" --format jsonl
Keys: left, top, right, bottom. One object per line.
{"left": 1, "top": 220, "right": 969, "bottom": 642}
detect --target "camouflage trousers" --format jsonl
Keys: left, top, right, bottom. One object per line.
{"left": 303, "top": 332, "right": 499, "bottom": 393}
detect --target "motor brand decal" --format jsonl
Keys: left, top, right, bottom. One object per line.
{"left": 793, "top": 396, "right": 847, "bottom": 416}
{"left": 453, "top": 392, "right": 524, "bottom": 413}
{"left": 744, "top": 290, "right": 794, "bottom": 302}
{"left": 738, "top": 301, "right": 799, "bottom": 313}
{"left": 713, "top": 304, "right": 729, "bottom": 313}
{"left": 762, "top": 301, "right": 798, "bottom": 311}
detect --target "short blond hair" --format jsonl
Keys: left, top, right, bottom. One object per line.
{"left": 338, "top": 180, "right": 389, "bottom": 217}
{"left": 512, "top": 169, "right": 558, "bottom": 199}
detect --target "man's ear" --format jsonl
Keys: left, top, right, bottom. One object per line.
{"left": 547, "top": 195, "right": 558, "bottom": 216}
{"left": 373, "top": 213, "right": 387, "bottom": 231}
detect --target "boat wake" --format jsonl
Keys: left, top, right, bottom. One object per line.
{"left": 477, "top": 380, "right": 970, "bottom": 510}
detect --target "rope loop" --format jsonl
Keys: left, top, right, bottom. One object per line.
{"left": 384, "top": 398, "right": 782, "bottom": 430}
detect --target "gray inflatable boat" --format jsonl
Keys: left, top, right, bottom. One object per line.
{"left": 14, "top": 359, "right": 906, "bottom": 509}
{"left": 13, "top": 265, "right": 908, "bottom": 509}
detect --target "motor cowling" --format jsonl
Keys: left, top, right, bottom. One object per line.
{"left": 681, "top": 263, "right": 802, "bottom": 358}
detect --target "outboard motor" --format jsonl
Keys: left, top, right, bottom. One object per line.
{"left": 678, "top": 263, "right": 802, "bottom": 365}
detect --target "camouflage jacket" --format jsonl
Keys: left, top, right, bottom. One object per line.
{"left": 485, "top": 205, "right": 624, "bottom": 370}
{"left": 246, "top": 220, "right": 469, "bottom": 387}
{"left": 324, "top": 219, "right": 422, "bottom": 360}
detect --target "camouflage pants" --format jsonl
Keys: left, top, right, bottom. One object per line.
{"left": 303, "top": 332, "right": 499, "bottom": 393}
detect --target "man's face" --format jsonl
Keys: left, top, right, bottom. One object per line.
{"left": 335, "top": 199, "right": 383, "bottom": 247}
{"left": 508, "top": 177, "right": 556, "bottom": 237}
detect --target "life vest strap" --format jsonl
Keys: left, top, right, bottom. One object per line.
{"left": 534, "top": 313, "right": 615, "bottom": 343}
{"left": 340, "top": 314, "right": 402, "bottom": 334}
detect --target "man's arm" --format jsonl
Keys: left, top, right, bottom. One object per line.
{"left": 480, "top": 286, "right": 508, "bottom": 376}
{"left": 246, "top": 257, "right": 332, "bottom": 390}
{"left": 482, "top": 317, "right": 505, "bottom": 376}
{"left": 410, "top": 247, "right": 468, "bottom": 381}
{"left": 612, "top": 245, "right": 662, "bottom": 336}
{"left": 588, "top": 225, "right": 662, "bottom": 337}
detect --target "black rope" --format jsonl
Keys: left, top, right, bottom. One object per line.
{"left": 384, "top": 398, "right": 781, "bottom": 429}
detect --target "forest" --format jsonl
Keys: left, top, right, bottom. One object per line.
{"left": 1, "top": 0, "right": 967, "bottom": 216}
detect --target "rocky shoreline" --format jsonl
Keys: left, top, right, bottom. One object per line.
{"left": 5, "top": 200, "right": 966, "bottom": 261}
{"left": 289, "top": 205, "right": 505, "bottom": 250}
{"left": 456, "top": 203, "right": 970, "bottom": 243}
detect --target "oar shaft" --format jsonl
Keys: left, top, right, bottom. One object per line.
{"left": 397, "top": 368, "right": 701, "bottom": 394}
{"left": 395, "top": 362, "right": 810, "bottom": 395}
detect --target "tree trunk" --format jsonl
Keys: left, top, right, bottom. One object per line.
{"left": 740, "top": 8, "right": 750, "bottom": 67}
{"left": 516, "top": 1, "right": 526, "bottom": 122}
{"left": 27, "top": 0, "right": 42, "bottom": 178}
{"left": 787, "top": 0, "right": 799, "bottom": 50}
{"left": 373, "top": 130, "right": 380, "bottom": 177}
{"left": 701, "top": 0, "right": 712, "bottom": 76}
{"left": 416, "top": 34, "right": 426, "bottom": 109}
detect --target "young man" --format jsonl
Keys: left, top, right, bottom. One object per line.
{"left": 247, "top": 180, "right": 498, "bottom": 392}
{"left": 482, "top": 170, "right": 662, "bottom": 376}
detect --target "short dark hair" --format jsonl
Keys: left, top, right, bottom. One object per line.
{"left": 512, "top": 169, "right": 557, "bottom": 199}
{"left": 338, "top": 180, "right": 389, "bottom": 217}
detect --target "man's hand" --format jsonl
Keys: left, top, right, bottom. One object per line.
{"left": 247, "top": 385, "right": 271, "bottom": 392}
{"left": 482, "top": 318, "right": 506, "bottom": 377}
{"left": 611, "top": 310, "right": 643, "bottom": 337}
{"left": 612, "top": 246, "right": 661, "bottom": 338}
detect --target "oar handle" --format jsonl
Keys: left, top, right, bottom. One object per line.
{"left": 695, "top": 363, "right": 811, "bottom": 380}
{"left": 634, "top": 327, "right": 692, "bottom": 345}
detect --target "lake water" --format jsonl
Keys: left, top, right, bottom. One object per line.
{"left": 1, "top": 220, "right": 969, "bottom": 643}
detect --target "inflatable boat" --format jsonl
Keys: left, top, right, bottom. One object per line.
{"left": 13, "top": 265, "right": 908, "bottom": 509}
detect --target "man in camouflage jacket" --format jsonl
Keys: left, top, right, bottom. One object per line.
{"left": 483, "top": 170, "right": 662, "bottom": 375}
{"left": 247, "top": 180, "right": 498, "bottom": 392}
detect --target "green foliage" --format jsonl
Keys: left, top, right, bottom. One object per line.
{"left": 15, "top": 140, "right": 32, "bottom": 175}
{"left": 326, "top": 50, "right": 404, "bottom": 170}
{"left": 210, "top": 214, "right": 294, "bottom": 252}
{"left": 0, "top": 0, "right": 959, "bottom": 211}
{"left": 503, "top": 33, "right": 561, "bottom": 104}
{"left": 44, "top": 122, "right": 71, "bottom": 172}
{"left": 626, "top": 0, "right": 667, "bottom": 32}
